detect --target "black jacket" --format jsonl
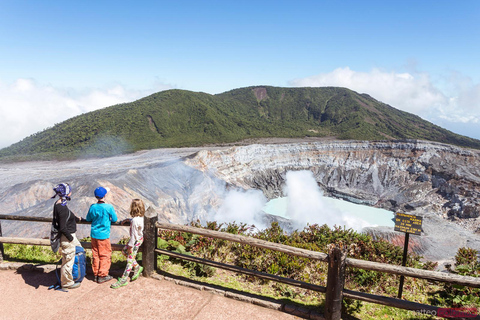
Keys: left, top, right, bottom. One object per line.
{"left": 53, "top": 203, "right": 78, "bottom": 242}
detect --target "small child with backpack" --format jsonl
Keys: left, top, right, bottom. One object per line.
{"left": 111, "top": 199, "right": 145, "bottom": 289}
{"left": 50, "top": 183, "right": 85, "bottom": 290}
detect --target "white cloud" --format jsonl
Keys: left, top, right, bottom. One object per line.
{"left": 290, "top": 67, "right": 446, "bottom": 114}
{"left": 290, "top": 67, "right": 480, "bottom": 140}
{"left": 0, "top": 78, "right": 173, "bottom": 149}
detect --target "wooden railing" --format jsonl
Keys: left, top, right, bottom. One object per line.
{"left": 0, "top": 214, "right": 127, "bottom": 254}
{"left": 151, "top": 221, "right": 480, "bottom": 320}
{"left": 1, "top": 209, "right": 480, "bottom": 320}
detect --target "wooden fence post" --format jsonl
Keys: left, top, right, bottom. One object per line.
{"left": 325, "top": 245, "right": 347, "bottom": 320}
{"left": 0, "top": 220, "right": 4, "bottom": 262}
{"left": 143, "top": 207, "right": 158, "bottom": 278}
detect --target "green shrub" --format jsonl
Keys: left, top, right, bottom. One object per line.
{"left": 432, "top": 247, "right": 479, "bottom": 308}
{"left": 455, "top": 247, "right": 479, "bottom": 267}
{"left": 156, "top": 231, "right": 215, "bottom": 277}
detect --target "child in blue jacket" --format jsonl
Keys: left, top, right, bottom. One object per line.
{"left": 86, "top": 186, "right": 118, "bottom": 283}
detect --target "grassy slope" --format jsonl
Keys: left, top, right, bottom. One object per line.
{"left": 2, "top": 86, "right": 480, "bottom": 160}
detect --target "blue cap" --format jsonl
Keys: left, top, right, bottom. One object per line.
{"left": 94, "top": 187, "right": 108, "bottom": 199}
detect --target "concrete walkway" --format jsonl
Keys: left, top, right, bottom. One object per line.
{"left": 0, "top": 263, "right": 319, "bottom": 320}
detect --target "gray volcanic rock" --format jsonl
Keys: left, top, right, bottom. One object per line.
{"left": 364, "top": 214, "right": 478, "bottom": 263}
{"left": 185, "top": 140, "right": 480, "bottom": 261}
{"left": 0, "top": 148, "right": 227, "bottom": 241}
{"left": 185, "top": 140, "right": 480, "bottom": 223}
{"left": 1, "top": 139, "right": 479, "bottom": 262}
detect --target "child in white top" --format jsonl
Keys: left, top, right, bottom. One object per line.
{"left": 111, "top": 199, "right": 145, "bottom": 289}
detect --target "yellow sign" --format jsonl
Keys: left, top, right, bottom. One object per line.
{"left": 394, "top": 213, "right": 423, "bottom": 235}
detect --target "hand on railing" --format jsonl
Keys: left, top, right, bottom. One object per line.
{"left": 121, "top": 219, "right": 132, "bottom": 226}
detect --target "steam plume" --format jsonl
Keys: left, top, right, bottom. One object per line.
{"left": 284, "top": 170, "right": 372, "bottom": 231}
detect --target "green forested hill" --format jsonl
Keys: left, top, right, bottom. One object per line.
{"left": 2, "top": 86, "right": 480, "bottom": 159}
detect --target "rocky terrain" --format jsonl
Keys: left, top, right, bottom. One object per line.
{"left": 1, "top": 139, "right": 479, "bottom": 264}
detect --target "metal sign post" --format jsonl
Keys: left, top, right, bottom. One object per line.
{"left": 397, "top": 232, "right": 409, "bottom": 299}
{"left": 394, "top": 212, "right": 423, "bottom": 299}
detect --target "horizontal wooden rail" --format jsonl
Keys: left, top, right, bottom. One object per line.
{"left": 346, "top": 258, "right": 480, "bottom": 288}
{"left": 343, "top": 289, "right": 480, "bottom": 320}
{"left": 0, "top": 215, "right": 52, "bottom": 223}
{"left": 0, "top": 214, "right": 125, "bottom": 225}
{"left": 155, "top": 248, "right": 326, "bottom": 293}
{"left": 156, "top": 222, "right": 328, "bottom": 262}
{"left": 0, "top": 237, "right": 50, "bottom": 246}
{"left": 0, "top": 237, "right": 125, "bottom": 251}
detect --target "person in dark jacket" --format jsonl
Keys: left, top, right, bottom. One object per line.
{"left": 52, "top": 183, "right": 83, "bottom": 289}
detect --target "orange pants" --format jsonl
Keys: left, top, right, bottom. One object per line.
{"left": 91, "top": 238, "right": 112, "bottom": 277}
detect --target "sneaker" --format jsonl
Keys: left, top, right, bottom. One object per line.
{"left": 131, "top": 266, "right": 144, "bottom": 281}
{"left": 94, "top": 275, "right": 98, "bottom": 283}
{"left": 133, "top": 264, "right": 140, "bottom": 274}
{"left": 110, "top": 278, "right": 128, "bottom": 289}
{"left": 64, "top": 282, "right": 81, "bottom": 289}
{"left": 97, "top": 275, "right": 113, "bottom": 283}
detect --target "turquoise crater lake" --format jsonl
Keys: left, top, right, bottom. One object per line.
{"left": 262, "top": 196, "right": 395, "bottom": 231}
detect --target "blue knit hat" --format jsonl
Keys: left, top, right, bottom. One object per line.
{"left": 51, "top": 183, "right": 72, "bottom": 206}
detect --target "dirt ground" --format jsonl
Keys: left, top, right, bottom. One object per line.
{"left": 0, "top": 264, "right": 304, "bottom": 320}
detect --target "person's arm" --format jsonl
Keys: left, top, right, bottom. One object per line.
{"left": 121, "top": 218, "right": 131, "bottom": 225}
{"left": 127, "top": 218, "right": 139, "bottom": 247}
{"left": 110, "top": 206, "right": 118, "bottom": 223}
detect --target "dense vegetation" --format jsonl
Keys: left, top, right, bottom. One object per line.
{"left": 156, "top": 222, "right": 479, "bottom": 319}
{"left": 2, "top": 86, "right": 480, "bottom": 160}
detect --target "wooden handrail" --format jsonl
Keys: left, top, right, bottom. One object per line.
{"left": 0, "top": 214, "right": 125, "bottom": 225}
{"left": 0, "top": 215, "right": 52, "bottom": 223}
{"left": 156, "top": 222, "right": 329, "bottom": 262}
{"left": 0, "top": 237, "right": 125, "bottom": 251}
{"left": 343, "top": 289, "right": 480, "bottom": 319}
{"left": 346, "top": 258, "right": 480, "bottom": 288}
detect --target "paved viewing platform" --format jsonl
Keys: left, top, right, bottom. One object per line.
{"left": 0, "top": 262, "right": 312, "bottom": 320}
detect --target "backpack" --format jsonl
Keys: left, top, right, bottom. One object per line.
{"left": 49, "top": 246, "right": 86, "bottom": 292}
{"left": 50, "top": 224, "right": 61, "bottom": 253}
{"left": 72, "top": 246, "right": 86, "bottom": 283}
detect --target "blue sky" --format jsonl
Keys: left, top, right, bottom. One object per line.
{"left": 0, "top": 1, "right": 479, "bottom": 148}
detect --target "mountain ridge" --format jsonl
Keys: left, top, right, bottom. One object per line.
{"left": 2, "top": 85, "right": 479, "bottom": 160}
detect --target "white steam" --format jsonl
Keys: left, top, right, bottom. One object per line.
{"left": 284, "top": 170, "right": 372, "bottom": 231}
{"left": 212, "top": 188, "right": 268, "bottom": 230}
{"left": 210, "top": 169, "right": 373, "bottom": 232}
